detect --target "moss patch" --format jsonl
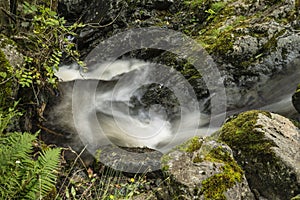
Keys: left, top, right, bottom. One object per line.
{"left": 219, "top": 110, "right": 277, "bottom": 157}
{"left": 291, "top": 194, "right": 300, "bottom": 200}
{"left": 200, "top": 146, "right": 244, "bottom": 200}
{"left": 177, "top": 136, "right": 203, "bottom": 153}
{"left": 0, "top": 49, "right": 14, "bottom": 107}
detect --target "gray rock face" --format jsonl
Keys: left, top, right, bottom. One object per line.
{"left": 161, "top": 138, "right": 255, "bottom": 199}
{"left": 220, "top": 111, "right": 300, "bottom": 200}
{"left": 58, "top": 0, "right": 300, "bottom": 118}
{"left": 0, "top": 35, "right": 23, "bottom": 69}
{"left": 254, "top": 113, "right": 300, "bottom": 199}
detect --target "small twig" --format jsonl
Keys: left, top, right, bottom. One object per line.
{"left": 55, "top": 146, "right": 88, "bottom": 199}
{"left": 84, "top": 6, "right": 124, "bottom": 29}
{"left": 0, "top": 7, "right": 16, "bottom": 23}
{"left": 37, "top": 124, "right": 64, "bottom": 137}
{"left": 0, "top": 76, "right": 14, "bottom": 85}
{"left": 0, "top": 6, "right": 32, "bottom": 22}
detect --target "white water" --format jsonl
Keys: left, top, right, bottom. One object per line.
{"left": 53, "top": 58, "right": 300, "bottom": 154}
{"left": 54, "top": 59, "right": 213, "bottom": 153}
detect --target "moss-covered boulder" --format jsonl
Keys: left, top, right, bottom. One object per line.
{"left": 58, "top": 0, "right": 300, "bottom": 115}
{"left": 161, "top": 137, "right": 254, "bottom": 199}
{"left": 219, "top": 110, "right": 300, "bottom": 199}
{"left": 0, "top": 34, "right": 23, "bottom": 107}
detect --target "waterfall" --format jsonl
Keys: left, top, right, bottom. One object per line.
{"left": 53, "top": 59, "right": 212, "bottom": 154}
{"left": 51, "top": 58, "right": 300, "bottom": 155}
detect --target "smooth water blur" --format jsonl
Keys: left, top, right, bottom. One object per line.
{"left": 52, "top": 58, "right": 300, "bottom": 153}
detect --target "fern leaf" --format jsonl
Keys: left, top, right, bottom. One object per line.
{"left": 24, "top": 148, "right": 61, "bottom": 199}
{"left": 0, "top": 132, "right": 36, "bottom": 199}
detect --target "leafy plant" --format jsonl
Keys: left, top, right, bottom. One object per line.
{"left": 184, "top": 0, "right": 204, "bottom": 8}
{"left": 0, "top": 104, "right": 61, "bottom": 199}
{"left": 13, "top": 1, "right": 85, "bottom": 88}
{"left": 0, "top": 132, "right": 61, "bottom": 199}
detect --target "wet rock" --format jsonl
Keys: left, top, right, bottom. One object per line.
{"left": 57, "top": 0, "right": 300, "bottom": 117}
{"left": 96, "top": 145, "right": 163, "bottom": 173}
{"left": 161, "top": 137, "right": 255, "bottom": 199}
{"left": 220, "top": 110, "right": 300, "bottom": 200}
{"left": 293, "top": 84, "right": 300, "bottom": 114}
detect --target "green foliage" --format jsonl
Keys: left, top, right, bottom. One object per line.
{"left": 184, "top": 0, "right": 204, "bottom": 8}
{"left": 200, "top": 147, "right": 243, "bottom": 200}
{"left": 0, "top": 131, "right": 61, "bottom": 199}
{"left": 0, "top": 101, "right": 22, "bottom": 133}
{"left": 0, "top": 49, "right": 15, "bottom": 107}
{"left": 0, "top": 104, "right": 61, "bottom": 199}
{"left": 210, "top": 2, "right": 226, "bottom": 13}
{"left": 13, "top": 1, "right": 84, "bottom": 88}
{"left": 219, "top": 110, "right": 275, "bottom": 155}
{"left": 291, "top": 194, "right": 300, "bottom": 200}
{"left": 59, "top": 162, "right": 150, "bottom": 199}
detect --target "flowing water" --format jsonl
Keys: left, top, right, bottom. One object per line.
{"left": 51, "top": 58, "right": 300, "bottom": 155}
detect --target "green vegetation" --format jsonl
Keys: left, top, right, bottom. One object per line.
{"left": 184, "top": 0, "right": 204, "bottom": 8}
{"left": 176, "top": 136, "right": 203, "bottom": 152}
{"left": 291, "top": 194, "right": 300, "bottom": 200}
{"left": 17, "top": 1, "right": 84, "bottom": 87}
{"left": 200, "top": 147, "right": 243, "bottom": 200}
{"left": 163, "top": 136, "right": 244, "bottom": 199}
{"left": 0, "top": 1, "right": 82, "bottom": 199}
{"left": 0, "top": 49, "right": 14, "bottom": 107}
{"left": 0, "top": 104, "right": 61, "bottom": 199}
{"left": 219, "top": 110, "right": 275, "bottom": 156}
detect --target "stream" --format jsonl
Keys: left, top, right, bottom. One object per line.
{"left": 52, "top": 58, "right": 300, "bottom": 157}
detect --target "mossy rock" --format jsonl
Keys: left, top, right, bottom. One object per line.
{"left": 161, "top": 136, "right": 254, "bottom": 199}
{"left": 0, "top": 49, "right": 15, "bottom": 107}
{"left": 0, "top": 34, "right": 24, "bottom": 104}
{"left": 219, "top": 110, "right": 300, "bottom": 199}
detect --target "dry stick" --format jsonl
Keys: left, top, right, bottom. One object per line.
{"left": 37, "top": 124, "right": 64, "bottom": 136}
{"left": 0, "top": 6, "right": 31, "bottom": 22}
{"left": 84, "top": 6, "right": 124, "bottom": 29}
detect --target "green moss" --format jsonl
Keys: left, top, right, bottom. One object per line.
{"left": 178, "top": 136, "right": 203, "bottom": 153}
{"left": 0, "top": 49, "right": 14, "bottom": 107}
{"left": 219, "top": 110, "right": 276, "bottom": 160}
{"left": 210, "top": 2, "right": 226, "bottom": 13}
{"left": 256, "top": 29, "right": 286, "bottom": 57}
{"left": 161, "top": 154, "right": 171, "bottom": 171}
{"left": 200, "top": 147, "right": 244, "bottom": 200}
{"left": 184, "top": 0, "right": 204, "bottom": 8}
{"left": 291, "top": 194, "right": 300, "bottom": 200}
{"left": 0, "top": 34, "right": 16, "bottom": 49}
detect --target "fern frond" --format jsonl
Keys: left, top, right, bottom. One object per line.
{"left": 0, "top": 132, "right": 36, "bottom": 199}
{"left": 24, "top": 148, "right": 61, "bottom": 199}
{"left": 0, "top": 132, "right": 61, "bottom": 199}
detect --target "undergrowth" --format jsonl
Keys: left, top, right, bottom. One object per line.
{"left": 0, "top": 104, "right": 61, "bottom": 199}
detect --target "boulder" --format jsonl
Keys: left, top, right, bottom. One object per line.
{"left": 57, "top": 0, "right": 300, "bottom": 116}
{"left": 220, "top": 110, "right": 300, "bottom": 199}
{"left": 161, "top": 137, "right": 255, "bottom": 199}
{"left": 0, "top": 34, "right": 23, "bottom": 105}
